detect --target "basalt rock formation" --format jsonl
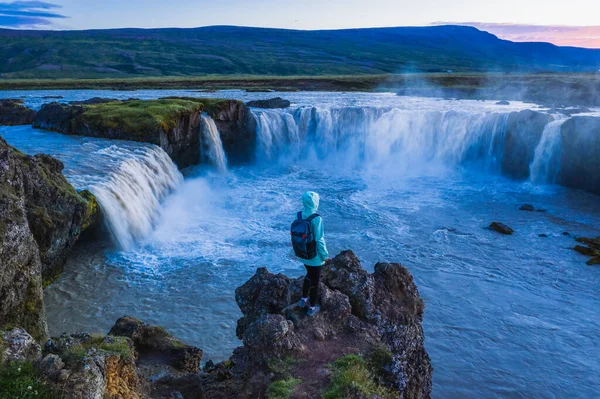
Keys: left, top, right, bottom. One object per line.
{"left": 201, "top": 250, "right": 433, "bottom": 399}
{"left": 502, "top": 110, "right": 553, "bottom": 180}
{"left": 246, "top": 97, "right": 291, "bottom": 109}
{"left": 558, "top": 116, "right": 600, "bottom": 196}
{"left": 0, "top": 99, "right": 37, "bottom": 126}
{"left": 33, "top": 98, "right": 257, "bottom": 168}
{"left": 0, "top": 137, "right": 97, "bottom": 340}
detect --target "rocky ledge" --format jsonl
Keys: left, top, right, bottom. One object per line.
{"left": 33, "top": 97, "right": 256, "bottom": 168}
{"left": 0, "top": 251, "right": 432, "bottom": 398}
{"left": 201, "top": 250, "right": 432, "bottom": 398}
{"left": 0, "top": 137, "right": 98, "bottom": 341}
{"left": 0, "top": 99, "right": 37, "bottom": 126}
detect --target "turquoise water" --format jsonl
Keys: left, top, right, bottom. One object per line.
{"left": 2, "top": 91, "right": 599, "bottom": 398}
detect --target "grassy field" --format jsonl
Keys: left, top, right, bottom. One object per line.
{"left": 2, "top": 73, "right": 599, "bottom": 105}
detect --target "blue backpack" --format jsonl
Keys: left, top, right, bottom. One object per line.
{"left": 291, "top": 212, "right": 320, "bottom": 259}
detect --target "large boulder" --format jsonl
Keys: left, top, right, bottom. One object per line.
{"left": 0, "top": 137, "right": 97, "bottom": 340}
{"left": 203, "top": 250, "right": 433, "bottom": 399}
{"left": 558, "top": 116, "right": 600, "bottom": 195}
{"left": 0, "top": 99, "right": 37, "bottom": 126}
{"left": 502, "top": 110, "right": 553, "bottom": 179}
{"left": 109, "top": 316, "right": 203, "bottom": 373}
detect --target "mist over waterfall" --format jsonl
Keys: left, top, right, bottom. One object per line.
{"left": 200, "top": 114, "right": 228, "bottom": 173}
{"left": 90, "top": 146, "right": 183, "bottom": 250}
{"left": 529, "top": 118, "right": 568, "bottom": 184}
{"left": 253, "top": 107, "right": 511, "bottom": 172}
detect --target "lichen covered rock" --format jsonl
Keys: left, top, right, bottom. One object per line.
{"left": 0, "top": 137, "right": 98, "bottom": 340}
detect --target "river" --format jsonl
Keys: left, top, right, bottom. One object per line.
{"left": 1, "top": 90, "right": 599, "bottom": 398}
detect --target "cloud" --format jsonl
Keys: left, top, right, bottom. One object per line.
{"left": 433, "top": 22, "right": 600, "bottom": 49}
{"left": 0, "top": 1, "right": 66, "bottom": 28}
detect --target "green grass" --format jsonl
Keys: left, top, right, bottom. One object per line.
{"left": 267, "top": 378, "right": 302, "bottom": 399}
{"left": 0, "top": 361, "right": 59, "bottom": 399}
{"left": 323, "top": 355, "right": 395, "bottom": 399}
{"left": 63, "top": 334, "right": 133, "bottom": 365}
{"left": 75, "top": 98, "right": 235, "bottom": 140}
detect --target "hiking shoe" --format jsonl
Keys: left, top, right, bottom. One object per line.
{"left": 306, "top": 305, "right": 320, "bottom": 317}
{"left": 297, "top": 298, "right": 309, "bottom": 308}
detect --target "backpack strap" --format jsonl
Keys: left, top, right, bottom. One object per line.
{"left": 306, "top": 213, "right": 321, "bottom": 222}
{"left": 297, "top": 211, "right": 303, "bottom": 220}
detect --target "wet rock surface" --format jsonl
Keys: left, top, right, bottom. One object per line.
{"left": 489, "top": 222, "right": 514, "bottom": 235}
{"left": 246, "top": 97, "right": 291, "bottom": 108}
{"left": 0, "top": 99, "right": 37, "bottom": 126}
{"left": 572, "top": 236, "right": 600, "bottom": 266}
{"left": 502, "top": 110, "right": 553, "bottom": 180}
{"left": 558, "top": 116, "right": 600, "bottom": 196}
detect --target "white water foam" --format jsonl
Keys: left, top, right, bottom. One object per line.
{"left": 200, "top": 114, "right": 228, "bottom": 173}
{"left": 90, "top": 145, "right": 183, "bottom": 250}
{"left": 529, "top": 118, "right": 568, "bottom": 184}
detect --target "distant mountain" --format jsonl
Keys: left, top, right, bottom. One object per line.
{"left": 1, "top": 25, "right": 600, "bottom": 78}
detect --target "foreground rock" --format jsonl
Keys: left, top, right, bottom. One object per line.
{"left": 0, "top": 99, "right": 37, "bottom": 125}
{"left": 33, "top": 97, "right": 257, "bottom": 168}
{"left": 202, "top": 250, "right": 432, "bottom": 398}
{"left": 246, "top": 97, "right": 291, "bottom": 109}
{"left": 0, "top": 137, "right": 97, "bottom": 340}
{"left": 109, "top": 316, "right": 203, "bottom": 374}
{"left": 0, "top": 321, "right": 204, "bottom": 399}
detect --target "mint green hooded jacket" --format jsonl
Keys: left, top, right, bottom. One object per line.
{"left": 297, "top": 191, "right": 329, "bottom": 266}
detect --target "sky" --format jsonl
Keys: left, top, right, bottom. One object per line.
{"left": 1, "top": 0, "right": 599, "bottom": 48}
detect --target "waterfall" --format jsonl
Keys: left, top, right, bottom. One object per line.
{"left": 529, "top": 118, "right": 568, "bottom": 184}
{"left": 90, "top": 146, "right": 183, "bottom": 250}
{"left": 252, "top": 107, "right": 511, "bottom": 172}
{"left": 200, "top": 114, "right": 228, "bottom": 173}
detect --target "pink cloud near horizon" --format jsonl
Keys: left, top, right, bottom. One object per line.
{"left": 434, "top": 22, "right": 600, "bottom": 49}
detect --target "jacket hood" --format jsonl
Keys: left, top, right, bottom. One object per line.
{"left": 302, "top": 191, "right": 320, "bottom": 214}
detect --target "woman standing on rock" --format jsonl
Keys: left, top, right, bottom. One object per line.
{"left": 290, "top": 191, "right": 329, "bottom": 316}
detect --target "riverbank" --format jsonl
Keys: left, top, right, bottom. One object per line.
{"left": 1, "top": 73, "right": 600, "bottom": 105}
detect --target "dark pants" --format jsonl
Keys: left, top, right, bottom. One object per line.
{"left": 302, "top": 265, "right": 322, "bottom": 307}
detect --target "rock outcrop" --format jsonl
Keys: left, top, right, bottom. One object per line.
{"left": 0, "top": 99, "right": 37, "bottom": 126}
{"left": 502, "top": 110, "right": 553, "bottom": 179}
{"left": 0, "top": 137, "right": 97, "bottom": 340}
{"left": 109, "top": 316, "right": 203, "bottom": 374}
{"left": 33, "top": 98, "right": 257, "bottom": 168}
{"left": 558, "top": 116, "right": 600, "bottom": 196}
{"left": 246, "top": 97, "right": 291, "bottom": 109}
{"left": 202, "top": 250, "right": 433, "bottom": 398}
